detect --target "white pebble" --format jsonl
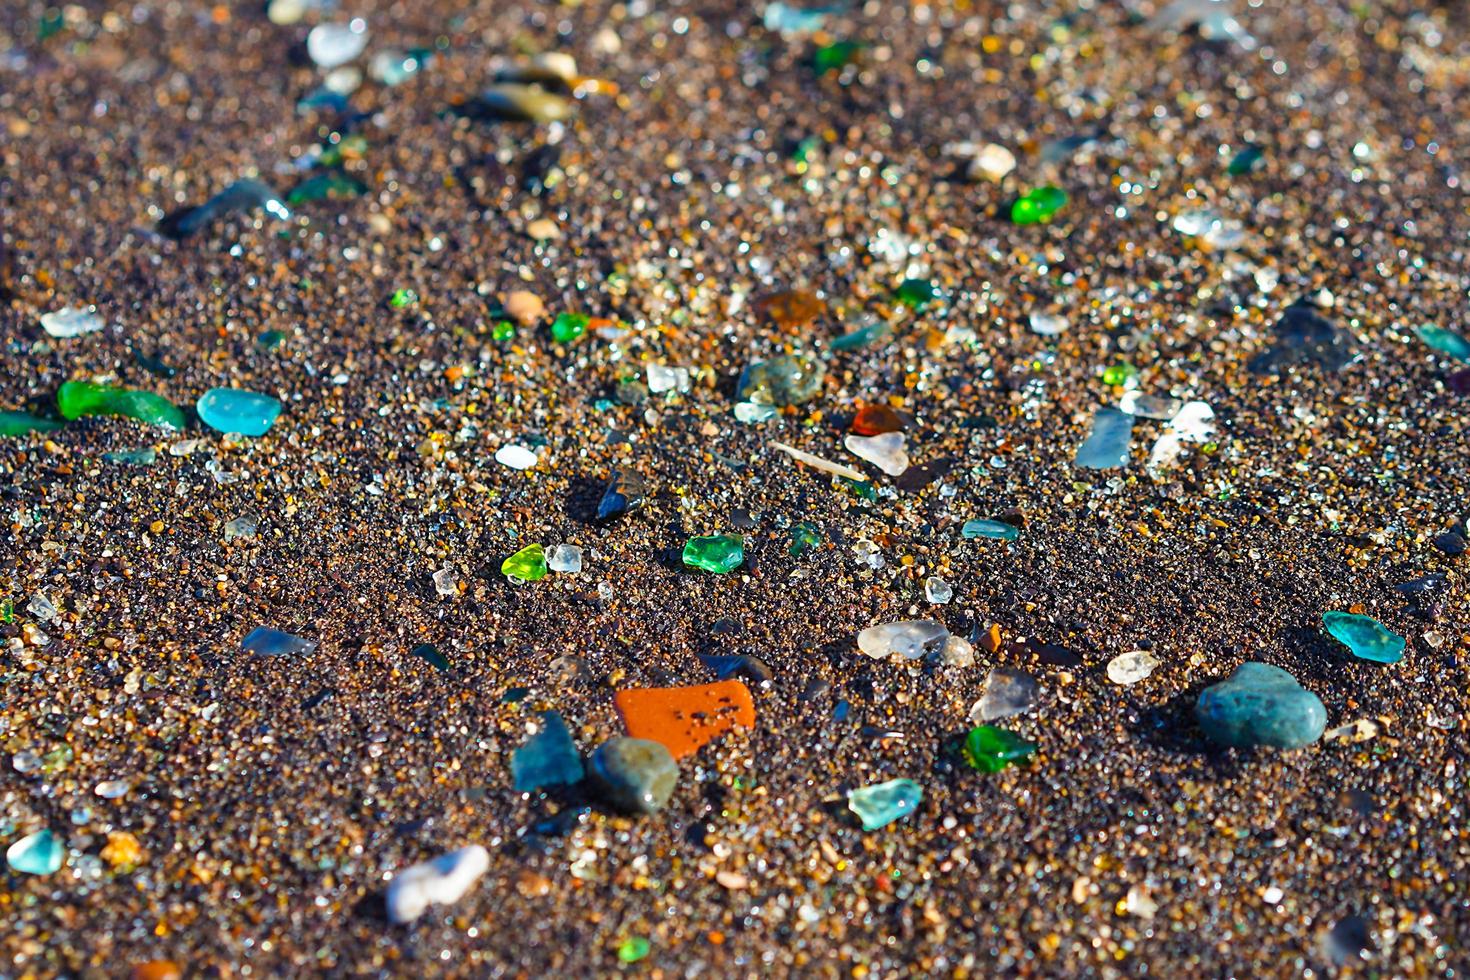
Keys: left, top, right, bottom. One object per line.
{"left": 386, "top": 845, "right": 490, "bottom": 924}
{"left": 495, "top": 445, "right": 538, "bottom": 470}
{"left": 1106, "top": 650, "right": 1160, "bottom": 685}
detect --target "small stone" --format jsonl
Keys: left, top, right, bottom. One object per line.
{"left": 924, "top": 577, "right": 953, "bottom": 604}
{"left": 969, "top": 142, "right": 1016, "bottom": 182}
{"left": 307, "top": 21, "right": 368, "bottom": 69}
{"left": 970, "top": 667, "right": 1039, "bottom": 722}
{"left": 1148, "top": 400, "right": 1215, "bottom": 469}
{"left": 614, "top": 679, "right": 756, "bottom": 759}
{"left": 476, "top": 84, "right": 575, "bottom": 123}
{"left": 40, "top": 306, "right": 104, "bottom": 338}
{"left": 682, "top": 534, "right": 744, "bottom": 573}
{"left": 597, "top": 469, "right": 649, "bottom": 520}
{"left": 515, "top": 870, "right": 553, "bottom": 898}
{"left": 1325, "top": 718, "right": 1379, "bottom": 743}
{"left": 502, "top": 544, "right": 548, "bottom": 582}
{"left": 411, "top": 643, "right": 449, "bottom": 671}
{"left": 547, "top": 544, "right": 583, "bottom": 573}
{"left": 267, "top": 0, "right": 305, "bottom": 25}
{"left": 240, "top": 626, "right": 317, "bottom": 657}
{"left": 734, "top": 401, "right": 779, "bottom": 423}
{"left": 287, "top": 171, "right": 367, "bottom": 204}
{"left": 857, "top": 620, "right": 949, "bottom": 660}
{"left": 504, "top": 290, "right": 545, "bottom": 325}
{"left": 1101, "top": 362, "right": 1137, "bottom": 386}
{"left": 589, "top": 737, "right": 679, "bottom": 814}
{"left": 962, "top": 518, "right": 1019, "bottom": 542}
{"left": 737, "top": 354, "right": 825, "bottom": 406}
{"left": 512, "top": 711, "right": 584, "bottom": 791}
{"left": 844, "top": 431, "right": 909, "bottom": 476}
{"left": 1414, "top": 323, "right": 1470, "bottom": 362}
{"left": 550, "top": 312, "right": 590, "bottom": 343}
{"left": 893, "top": 277, "right": 940, "bottom": 310}
{"left": 1195, "top": 662, "right": 1327, "bottom": 750}
{"left": 848, "top": 778, "right": 922, "bottom": 830}
{"left": 828, "top": 319, "right": 893, "bottom": 351}
{"left": 1075, "top": 406, "right": 1134, "bottom": 469}
{"left": 1028, "top": 312, "right": 1067, "bottom": 336}
{"left": 197, "top": 388, "right": 282, "bottom": 437}
{"left": 26, "top": 593, "right": 57, "bottom": 621}
{"left": 57, "top": 381, "right": 184, "bottom": 429}
{"left": 6, "top": 829, "right": 63, "bottom": 875}
{"left": 130, "top": 961, "right": 183, "bottom": 980}
{"left": 101, "top": 830, "right": 144, "bottom": 870}
{"left": 962, "top": 725, "right": 1038, "bottom": 772}
{"left": 1323, "top": 612, "right": 1405, "bottom": 664}
{"left": 495, "top": 444, "right": 538, "bottom": 469}
{"left": 94, "top": 779, "right": 130, "bottom": 799}
{"left": 716, "top": 870, "right": 749, "bottom": 890}
{"left": 385, "top": 845, "right": 490, "bottom": 924}
{"left": 1011, "top": 186, "right": 1067, "bottom": 224}
{"left": 1107, "top": 650, "right": 1160, "bottom": 685}
{"left": 1124, "top": 885, "right": 1158, "bottom": 919}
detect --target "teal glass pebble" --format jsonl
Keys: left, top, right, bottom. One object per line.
{"left": 6, "top": 829, "right": 64, "bottom": 875}
{"left": 961, "top": 518, "right": 1019, "bottom": 541}
{"left": 1323, "top": 612, "right": 1405, "bottom": 664}
{"left": 848, "top": 778, "right": 922, "bottom": 830}
{"left": 512, "top": 711, "right": 585, "bottom": 792}
{"left": 197, "top": 387, "right": 282, "bottom": 436}
{"left": 1195, "top": 662, "right": 1327, "bottom": 750}
{"left": 1414, "top": 324, "right": 1470, "bottom": 362}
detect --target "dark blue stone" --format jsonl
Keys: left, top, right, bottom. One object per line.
{"left": 1195, "top": 662, "right": 1326, "bottom": 750}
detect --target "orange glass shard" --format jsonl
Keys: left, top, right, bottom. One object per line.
{"left": 753, "top": 290, "right": 826, "bottom": 329}
{"left": 614, "top": 680, "right": 756, "bottom": 759}
{"left": 852, "top": 404, "right": 905, "bottom": 436}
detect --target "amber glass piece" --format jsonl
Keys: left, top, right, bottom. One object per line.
{"left": 614, "top": 680, "right": 756, "bottom": 759}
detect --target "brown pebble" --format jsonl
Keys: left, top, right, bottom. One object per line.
{"left": 516, "top": 871, "right": 552, "bottom": 897}
{"left": 131, "top": 962, "right": 182, "bottom": 980}
{"left": 504, "top": 290, "right": 546, "bottom": 325}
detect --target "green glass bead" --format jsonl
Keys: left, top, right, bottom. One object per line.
{"left": 1101, "top": 362, "right": 1137, "bottom": 386}
{"left": 1227, "top": 144, "right": 1264, "bottom": 176}
{"left": 491, "top": 321, "right": 516, "bottom": 342}
{"left": 287, "top": 171, "right": 367, "bottom": 204}
{"left": 389, "top": 288, "right": 418, "bottom": 308}
{"left": 962, "top": 725, "right": 1038, "bottom": 773}
{"left": 813, "top": 41, "right": 862, "bottom": 74}
{"left": 56, "top": 381, "right": 184, "bottom": 429}
{"left": 1011, "top": 186, "right": 1068, "bottom": 225}
{"left": 789, "top": 522, "right": 821, "bottom": 556}
{"left": 1323, "top": 611, "right": 1405, "bottom": 664}
{"left": 551, "top": 312, "right": 590, "bottom": 343}
{"left": 894, "top": 278, "right": 940, "bottom": 310}
{"left": 502, "top": 543, "right": 548, "bottom": 582}
{"left": 682, "top": 534, "right": 744, "bottom": 573}
{"left": 0, "top": 410, "right": 64, "bottom": 437}
{"left": 617, "top": 937, "right": 651, "bottom": 963}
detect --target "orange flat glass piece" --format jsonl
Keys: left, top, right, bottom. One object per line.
{"left": 614, "top": 680, "right": 756, "bottom": 759}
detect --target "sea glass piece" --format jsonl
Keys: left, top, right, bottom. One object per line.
{"left": 962, "top": 726, "right": 1037, "bottom": 772}
{"left": 240, "top": 627, "right": 317, "bottom": 657}
{"left": 1322, "top": 612, "right": 1405, "bottom": 664}
{"left": 848, "top": 778, "right": 922, "bottom": 830}
{"left": 512, "top": 711, "right": 584, "bottom": 791}
{"left": 57, "top": 382, "right": 184, "bottom": 429}
{"left": 614, "top": 679, "right": 756, "bottom": 759}
{"left": 197, "top": 388, "right": 281, "bottom": 437}
{"left": 682, "top": 535, "right": 744, "bottom": 573}
{"left": 1075, "top": 407, "right": 1134, "bottom": 468}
